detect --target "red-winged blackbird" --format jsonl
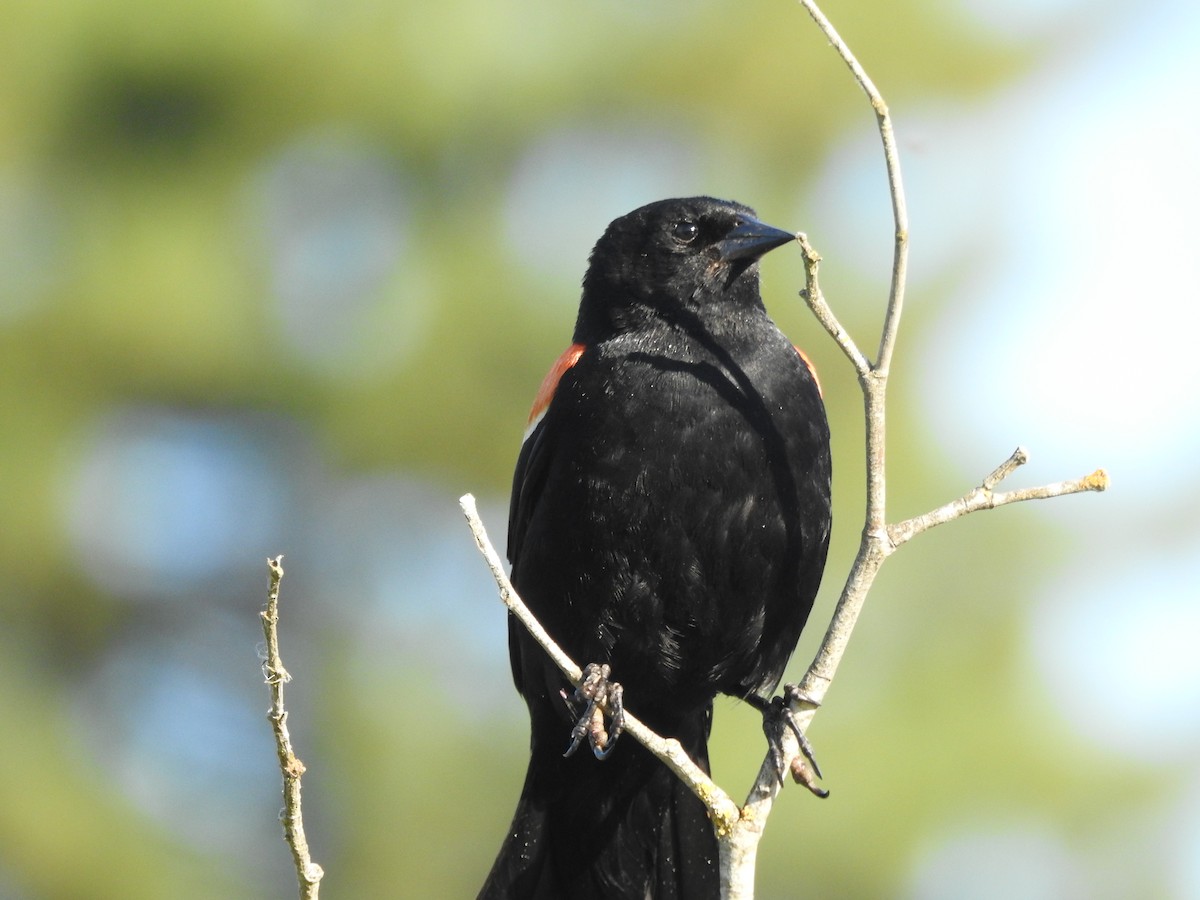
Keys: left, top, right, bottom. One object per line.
{"left": 480, "top": 197, "right": 831, "bottom": 899}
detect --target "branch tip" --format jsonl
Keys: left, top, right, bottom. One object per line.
{"left": 982, "top": 446, "right": 1030, "bottom": 490}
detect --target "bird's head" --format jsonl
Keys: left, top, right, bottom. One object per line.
{"left": 575, "top": 196, "right": 795, "bottom": 341}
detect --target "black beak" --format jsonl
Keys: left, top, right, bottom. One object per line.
{"left": 716, "top": 218, "right": 796, "bottom": 263}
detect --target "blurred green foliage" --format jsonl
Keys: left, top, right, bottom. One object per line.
{"left": 0, "top": 1, "right": 1144, "bottom": 898}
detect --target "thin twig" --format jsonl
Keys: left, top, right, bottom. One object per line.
{"left": 460, "top": 496, "right": 581, "bottom": 685}
{"left": 983, "top": 446, "right": 1030, "bottom": 489}
{"left": 458, "top": 495, "right": 741, "bottom": 832}
{"left": 794, "top": 233, "right": 869, "bottom": 378}
{"left": 262, "top": 556, "right": 323, "bottom": 900}
{"left": 795, "top": 0, "right": 908, "bottom": 377}
{"left": 888, "top": 456, "right": 1111, "bottom": 548}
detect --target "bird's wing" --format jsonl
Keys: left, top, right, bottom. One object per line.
{"left": 507, "top": 343, "right": 586, "bottom": 566}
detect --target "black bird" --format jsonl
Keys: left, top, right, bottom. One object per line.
{"left": 480, "top": 197, "right": 831, "bottom": 899}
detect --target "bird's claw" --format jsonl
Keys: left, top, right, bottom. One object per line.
{"left": 562, "top": 663, "right": 624, "bottom": 760}
{"left": 761, "top": 684, "right": 827, "bottom": 797}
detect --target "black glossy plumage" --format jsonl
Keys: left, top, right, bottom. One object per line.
{"left": 481, "top": 197, "right": 831, "bottom": 899}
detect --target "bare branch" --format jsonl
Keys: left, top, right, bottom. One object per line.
{"left": 794, "top": 233, "right": 870, "bottom": 378}
{"left": 261, "top": 556, "right": 324, "bottom": 900}
{"left": 795, "top": 0, "right": 906, "bottom": 540}
{"left": 889, "top": 457, "right": 1110, "bottom": 548}
{"left": 459, "top": 495, "right": 581, "bottom": 684}
{"left": 458, "top": 494, "right": 741, "bottom": 832}
{"left": 795, "top": 0, "right": 909, "bottom": 376}
{"left": 793, "top": 226, "right": 888, "bottom": 542}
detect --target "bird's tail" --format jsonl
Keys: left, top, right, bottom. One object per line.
{"left": 479, "top": 707, "right": 719, "bottom": 899}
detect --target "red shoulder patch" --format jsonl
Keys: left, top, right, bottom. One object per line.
{"left": 795, "top": 345, "right": 822, "bottom": 398}
{"left": 524, "top": 343, "right": 586, "bottom": 439}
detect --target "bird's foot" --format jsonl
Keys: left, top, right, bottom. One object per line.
{"left": 757, "top": 684, "right": 828, "bottom": 798}
{"left": 561, "top": 663, "right": 625, "bottom": 760}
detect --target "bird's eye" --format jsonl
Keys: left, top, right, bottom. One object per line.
{"left": 671, "top": 221, "right": 699, "bottom": 244}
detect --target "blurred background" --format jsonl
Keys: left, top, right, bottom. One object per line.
{"left": 1, "top": 0, "right": 1196, "bottom": 897}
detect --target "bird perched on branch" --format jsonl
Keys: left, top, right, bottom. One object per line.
{"left": 480, "top": 197, "right": 831, "bottom": 899}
